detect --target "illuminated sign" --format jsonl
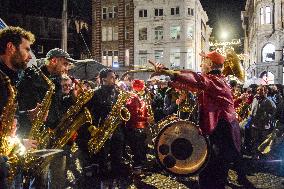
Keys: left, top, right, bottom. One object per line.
{"left": 209, "top": 39, "right": 241, "bottom": 47}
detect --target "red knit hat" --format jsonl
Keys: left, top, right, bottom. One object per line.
{"left": 200, "top": 51, "right": 225, "bottom": 64}
{"left": 132, "top": 79, "right": 145, "bottom": 91}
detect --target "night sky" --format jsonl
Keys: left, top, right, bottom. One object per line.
{"left": 200, "top": 0, "right": 246, "bottom": 40}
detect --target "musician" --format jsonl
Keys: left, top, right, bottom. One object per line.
{"left": 152, "top": 51, "right": 242, "bottom": 189}
{"left": 87, "top": 68, "right": 125, "bottom": 177}
{"left": 0, "top": 26, "right": 37, "bottom": 189}
{"left": 125, "top": 80, "right": 150, "bottom": 172}
{"left": 17, "top": 48, "right": 75, "bottom": 188}
{"left": 251, "top": 85, "right": 276, "bottom": 159}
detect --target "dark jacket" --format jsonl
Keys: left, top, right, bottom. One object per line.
{"left": 17, "top": 65, "right": 63, "bottom": 132}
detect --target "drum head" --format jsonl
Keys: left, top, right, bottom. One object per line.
{"left": 155, "top": 120, "right": 209, "bottom": 176}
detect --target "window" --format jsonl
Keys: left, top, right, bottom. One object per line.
{"left": 102, "top": 27, "right": 107, "bottom": 41}
{"left": 113, "top": 26, "right": 118, "bottom": 40}
{"left": 138, "top": 50, "right": 147, "bottom": 66}
{"left": 125, "top": 26, "right": 129, "bottom": 40}
{"left": 155, "top": 8, "right": 163, "bottom": 16}
{"left": 108, "top": 7, "right": 113, "bottom": 19}
{"left": 154, "top": 26, "right": 163, "bottom": 40}
{"left": 154, "top": 50, "right": 164, "bottom": 62}
{"left": 187, "top": 26, "right": 193, "bottom": 39}
{"left": 188, "top": 8, "right": 194, "bottom": 16}
{"left": 139, "top": 27, "right": 147, "bottom": 40}
{"left": 260, "top": 7, "right": 264, "bottom": 24}
{"left": 102, "top": 51, "right": 107, "bottom": 65}
{"left": 265, "top": 6, "right": 271, "bottom": 24}
{"left": 113, "top": 51, "right": 119, "bottom": 67}
{"left": 113, "top": 6, "right": 118, "bottom": 18}
{"left": 107, "top": 27, "right": 112, "bottom": 41}
{"left": 125, "top": 4, "right": 130, "bottom": 17}
{"left": 102, "top": 7, "right": 107, "bottom": 19}
{"left": 187, "top": 48, "right": 193, "bottom": 69}
{"left": 170, "top": 26, "right": 181, "bottom": 39}
{"left": 125, "top": 49, "right": 129, "bottom": 66}
{"left": 171, "top": 7, "right": 179, "bottom": 15}
{"left": 262, "top": 43, "right": 275, "bottom": 62}
{"left": 139, "top": 9, "right": 148, "bottom": 17}
{"left": 170, "top": 48, "right": 180, "bottom": 68}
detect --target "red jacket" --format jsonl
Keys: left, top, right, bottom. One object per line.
{"left": 170, "top": 70, "right": 241, "bottom": 152}
{"left": 125, "top": 94, "right": 149, "bottom": 129}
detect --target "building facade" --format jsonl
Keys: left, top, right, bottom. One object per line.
{"left": 242, "top": 0, "right": 284, "bottom": 84}
{"left": 134, "top": 0, "right": 211, "bottom": 71}
{"left": 0, "top": 0, "right": 92, "bottom": 60}
{"left": 92, "top": 0, "right": 135, "bottom": 69}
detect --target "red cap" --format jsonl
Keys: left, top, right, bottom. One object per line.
{"left": 132, "top": 79, "right": 145, "bottom": 91}
{"left": 200, "top": 51, "right": 225, "bottom": 64}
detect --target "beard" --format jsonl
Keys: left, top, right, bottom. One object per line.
{"left": 11, "top": 50, "right": 27, "bottom": 70}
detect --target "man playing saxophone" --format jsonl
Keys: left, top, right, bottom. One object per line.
{"left": 0, "top": 26, "right": 38, "bottom": 189}
{"left": 17, "top": 48, "right": 75, "bottom": 188}
{"left": 87, "top": 68, "right": 126, "bottom": 178}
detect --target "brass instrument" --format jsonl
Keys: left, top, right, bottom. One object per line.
{"left": 49, "top": 88, "right": 94, "bottom": 149}
{"left": 223, "top": 49, "right": 245, "bottom": 82}
{"left": 258, "top": 121, "right": 282, "bottom": 154}
{"left": 28, "top": 66, "right": 55, "bottom": 147}
{"left": 88, "top": 88, "right": 132, "bottom": 153}
{"left": 0, "top": 69, "right": 21, "bottom": 183}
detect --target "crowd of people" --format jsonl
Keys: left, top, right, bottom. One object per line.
{"left": 1, "top": 26, "right": 284, "bottom": 189}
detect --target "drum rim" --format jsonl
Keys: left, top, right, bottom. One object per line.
{"left": 154, "top": 120, "right": 211, "bottom": 177}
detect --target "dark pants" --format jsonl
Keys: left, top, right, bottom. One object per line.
{"left": 0, "top": 156, "right": 8, "bottom": 189}
{"left": 125, "top": 128, "right": 147, "bottom": 167}
{"left": 97, "top": 126, "right": 125, "bottom": 177}
{"left": 199, "top": 119, "right": 241, "bottom": 189}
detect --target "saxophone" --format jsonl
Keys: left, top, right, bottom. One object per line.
{"left": 88, "top": 87, "right": 132, "bottom": 153}
{"left": 48, "top": 89, "right": 94, "bottom": 149}
{"left": 0, "top": 69, "right": 21, "bottom": 183}
{"left": 28, "top": 66, "right": 55, "bottom": 147}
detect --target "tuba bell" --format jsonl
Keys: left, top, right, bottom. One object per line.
{"left": 223, "top": 49, "right": 245, "bottom": 82}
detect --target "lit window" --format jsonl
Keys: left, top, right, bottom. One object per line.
{"left": 262, "top": 43, "right": 275, "bottom": 62}
{"left": 154, "top": 26, "right": 163, "bottom": 40}
{"left": 113, "top": 26, "right": 118, "bottom": 40}
{"left": 139, "top": 27, "right": 147, "bottom": 40}
{"left": 155, "top": 8, "right": 163, "bottom": 16}
{"left": 260, "top": 7, "right": 264, "bottom": 24}
{"left": 102, "top": 27, "right": 107, "bottom": 41}
{"left": 107, "top": 27, "right": 112, "bottom": 41}
{"left": 138, "top": 50, "right": 147, "bottom": 66}
{"left": 187, "top": 26, "right": 193, "bottom": 39}
{"left": 170, "top": 26, "right": 181, "bottom": 39}
{"left": 170, "top": 48, "right": 180, "bottom": 68}
{"left": 265, "top": 6, "right": 271, "bottom": 24}
{"left": 154, "top": 50, "right": 164, "bottom": 62}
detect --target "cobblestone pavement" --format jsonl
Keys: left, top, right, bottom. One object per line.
{"left": 76, "top": 157, "right": 284, "bottom": 189}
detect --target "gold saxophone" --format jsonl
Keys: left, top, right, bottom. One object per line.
{"left": 49, "top": 89, "right": 94, "bottom": 149}
{"left": 0, "top": 69, "right": 21, "bottom": 183}
{"left": 88, "top": 87, "right": 132, "bottom": 154}
{"left": 28, "top": 66, "right": 55, "bottom": 148}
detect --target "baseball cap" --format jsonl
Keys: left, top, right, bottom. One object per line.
{"left": 199, "top": 51, "right": 224, "bottom": 64}
{"left": 46, "top": 48, "right": 76, "bottom": 63}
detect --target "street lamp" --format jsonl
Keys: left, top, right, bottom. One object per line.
{"left": 220, "top": 31, "right": 228, "bottom": 40}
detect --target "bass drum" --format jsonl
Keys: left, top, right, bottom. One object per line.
{"left": 155, "top": 120, "right": 210, "bottom": 176}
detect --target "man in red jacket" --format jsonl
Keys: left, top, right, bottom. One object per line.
{"left": 125, "top": 80, "right": 150, "bottom": 172}
{"left": 151, "top": 51, "right": 243, "bottom": 189}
